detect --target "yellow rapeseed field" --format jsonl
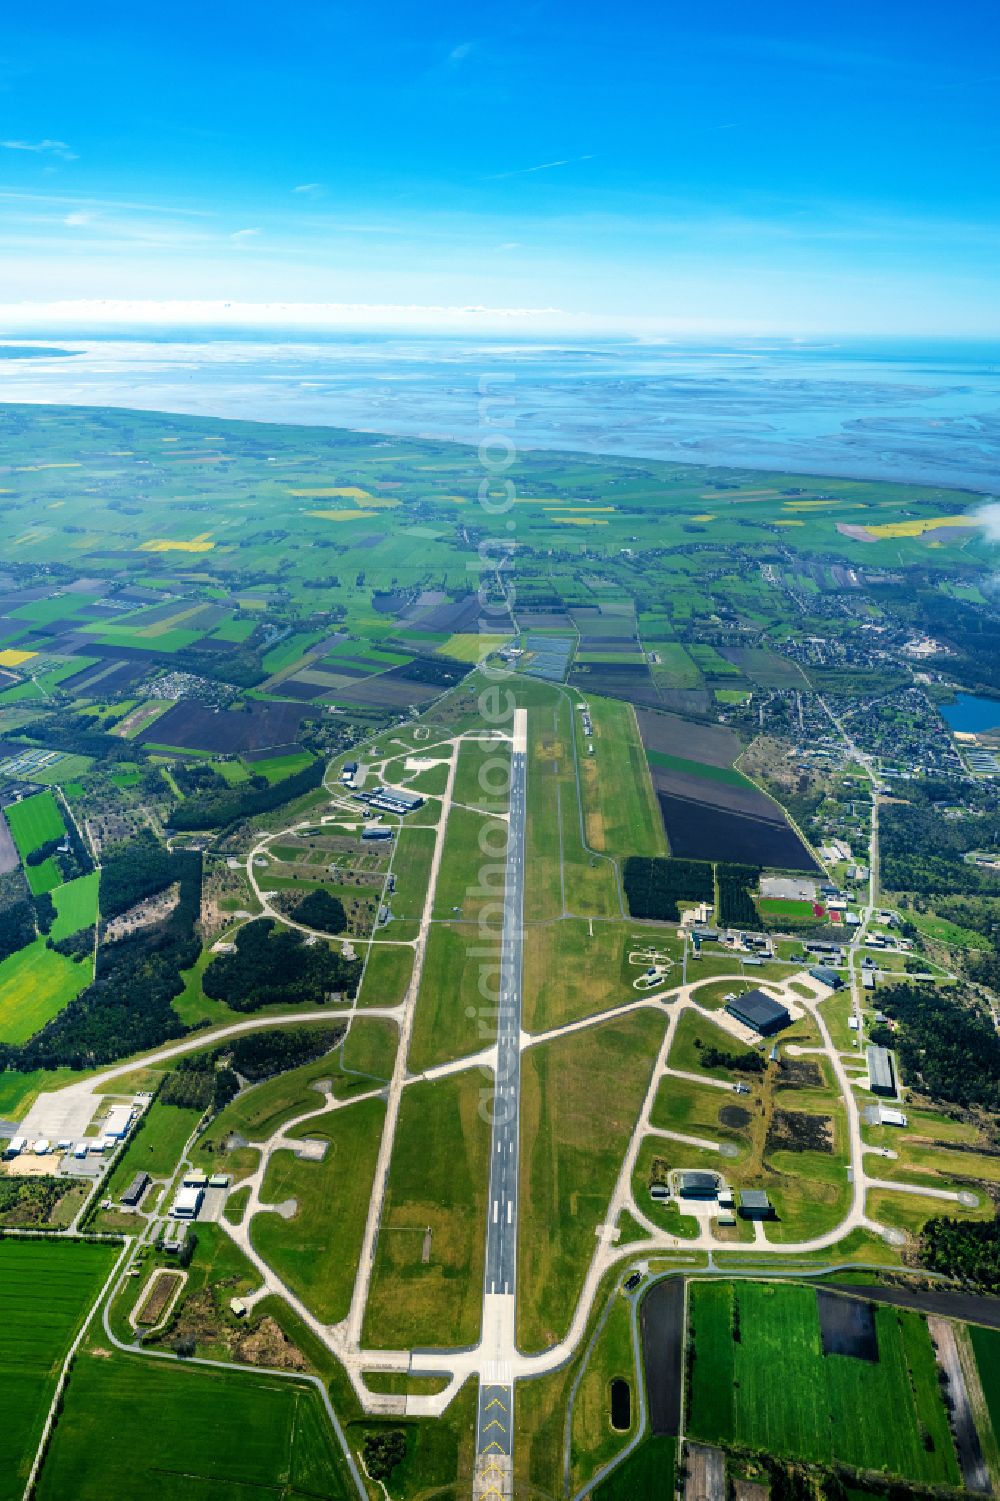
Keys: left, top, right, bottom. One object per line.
{"left": 138, "top": 533, "right": 215, "bottom": 553}
{"left": 863, "top": 514, "right": 974, "bottom": 539}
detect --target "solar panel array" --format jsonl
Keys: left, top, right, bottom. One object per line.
{"left": 522, "top": 634, "right": 573, "bottom": 682}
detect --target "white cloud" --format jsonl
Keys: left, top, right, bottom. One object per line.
{"left": 1, "top": 139, "right": 77, "bottom": 161}
{"left": 292, "top": 182, "right": 324, "bottom": 196}
{"left": 64, "top": 211, "right": 91, "bottom": 228}
{"left": 230, "top": 228, "right": 261, "bottom": 242}
{"left": 975, "top": 501, "right": 1000, "bottom": 542}
{"left": 448, "top": 41, "right": 475, "bottom": 64}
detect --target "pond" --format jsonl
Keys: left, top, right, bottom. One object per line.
{"left": 941, "top": 693, "right": 1000, "bottom": 735}
{"left": 609, "top": 1378, "right": 631, "bottom": 1431}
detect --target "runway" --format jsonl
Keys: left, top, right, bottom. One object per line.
{"left": 473, "top": 708, "right": 527, "bottom": 1497}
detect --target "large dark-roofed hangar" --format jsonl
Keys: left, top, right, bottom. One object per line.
{"left": 724, "top": 988, "right": 790, "bottom": 1036}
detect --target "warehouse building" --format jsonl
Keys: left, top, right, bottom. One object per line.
{"left": 867, "top": 1044, "right": 896, "bottom": 1096}
{"left": 103, "top": 1104, "right": 135, "bottom": 1140}
{"left": 739, "top": 1189, "right": 773, "bottom": 1219}
{"left": 172, "top": 1185, "right": 204, "bottom": 1219}
{"left": 121, "top": 1171, "right": 151, "bottom": 1209}
{"left": 809, "top": 964, "right": 843, "bottom": 990}
{"left": 724, "top": 989, "right": 790, "bottom": 1036}
{"left": 677, "top": 1170, "right": 720, "bottom": 1199}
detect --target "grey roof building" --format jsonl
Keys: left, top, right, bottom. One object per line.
{"left": 739, "top": 1189, "right": 773, "bottom": 1219}
{"left": 725, "top": 989, "right": 790, "bottom": 1036}
{"left": 120, "top": 1171, "right": 150, "bottom": 1208}
{"left": 867, "top": 1044, "right": 896, "bottom": 1096}
{"left": 809, "top": 965, "right": 843, "bottom": 990}
{"left": 677, "top": 1170, "right": 719, "bottom": 1198}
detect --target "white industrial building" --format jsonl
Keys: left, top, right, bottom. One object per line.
{"left": 172, "top": 1185, "right": 204, "bottom": 1219}
{"left": 103, "top": 1104, "right": 135, "bottom": 1140}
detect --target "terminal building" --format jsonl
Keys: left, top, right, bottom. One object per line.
{"left": 724, "top": 989, "right": 790, "bottom": 1037}
{"left": 867, "top": 1044, "right": 897, "bottom": 1097}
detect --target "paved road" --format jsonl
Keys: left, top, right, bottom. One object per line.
{"left": 474, "top": 708, "right": 527, "bottom": 1499}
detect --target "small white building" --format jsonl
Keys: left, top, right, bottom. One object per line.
{"left": 73, "top": 1142, "right": 88, "bottom": 1159}
{"left": 4, "top": 1136, "right": 25, "bottom": 1160}
{"left": 878, "top": 1106, "right": 908, "bottom": 1128}
{"left": 182, "top": 1170, "right": 208, "bottom": 1189}
{"left": 33, "top": 1139, "right": 51, "bottom": 1156}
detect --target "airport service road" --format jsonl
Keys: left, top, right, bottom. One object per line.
{"left": 473, "top": 708, "right": 527, "bottom": 1500}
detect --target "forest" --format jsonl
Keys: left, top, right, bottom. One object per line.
{"left": 623, "top": 855, "right": 714, "bottom": 920}
{"left": 872, "top": 982, "right": 1000, "bottom": 1111}
{"left": 202, "top": 918, "right": 362, "bottom": 1010}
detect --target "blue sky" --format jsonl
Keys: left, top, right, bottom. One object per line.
{"left": 1, "top": 0, "right": 998, "bottom": 334}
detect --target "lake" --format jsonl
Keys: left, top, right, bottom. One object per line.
{"left": 941, "top": 694, "right": 1000, "bottom": 734}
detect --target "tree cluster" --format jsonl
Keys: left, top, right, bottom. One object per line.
{"left": 292, "top": 888, "right": 347, "bottom": 935}
{"left": 0, "top": 897, "right": 36, "bottom": 963}
{"left": 919, "top": 1214, "right": 1000, "bottom": 1291}
{"left": 202, "top": 919, "right": 361, "bottom": 1011}
{"left": 716, "top": 862, "right": 762, "bottom": 927}
{"left": 1, "top": 849, "right": 202, "bottom": 1071}
{"left": 170, "top": 757, "right": 324, "bottom": 832}
{"left": 362, "top": 1430, "right": 407, "bottom": 1481}
{"left": 876, "top": 981, "right": 1000, "bottom": 1111}
{"left": 623, "top": 856, "right": 713, "bottom": 921}
{"left": 99, "top": 827, "right": 173, "bottom": 921}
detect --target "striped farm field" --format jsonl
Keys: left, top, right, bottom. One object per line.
{"left": 0, "top": 1238, "right": 118, "bottom": 1501}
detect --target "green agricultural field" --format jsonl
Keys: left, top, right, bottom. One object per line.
{"left": 6, "top": 788, "right": 65, "bottom": 856}
{"left": 518, "top": 1009, "right": 664, "bottom": 1352}
{"left": 49, "top": 871, "right": 99, "bottom": 941}
{"left": 365, "top": 1069, "right": 490, "bottom": 1349}
{"left": 970, "top": 1325, "right": 1000, "bottom": 1440}
{"left": 248, "top": 749, "right": 316, "bottom": 783}
{"left": 0, "top": 939, "right": 93, "bottom": 1044}
{"left": 35, "top": 1346, "right": 354, "bottom": 1500}
{"left": 593, "top": 1436, "right": 676, "bottom": 1501}
{"left": 648, "top": 642, "right": 702, "bottom": 688}
{"left": 0, "top": 1238, "right": 118, "bottom": 1501}
{"left": 252, "top": 1095, "right": 385, "bottom": 1322}
{"left": 687, "top": 1281, "right": 958, "bottom": 1485}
